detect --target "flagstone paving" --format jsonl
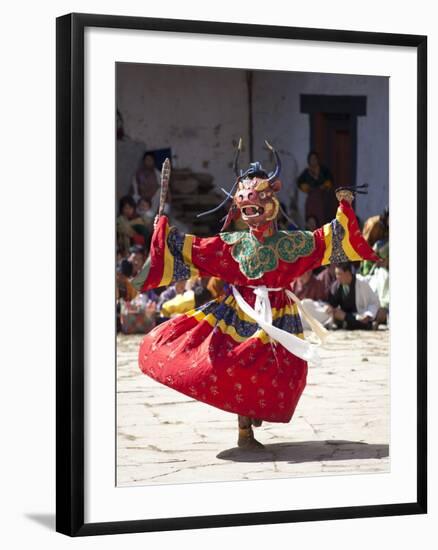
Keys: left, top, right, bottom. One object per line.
{"left": 116, "top": 329, "right": 389, "bottom": 486}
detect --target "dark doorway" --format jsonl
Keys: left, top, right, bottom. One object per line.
{"left": 313, "top": 112, "right": 355, "bottom": 189}
{"left": 301, "top": 94, "right": 367, "bottom": 190}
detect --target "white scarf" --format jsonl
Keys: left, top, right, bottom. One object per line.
{"left": 230, "top": 285, "right": 329, "bottom": 365}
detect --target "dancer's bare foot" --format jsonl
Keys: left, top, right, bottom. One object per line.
{"left": 237, "top": 427, "right": 265, "bottom": 449}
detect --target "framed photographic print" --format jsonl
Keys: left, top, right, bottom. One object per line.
{"left": 56, "top": 12, "right": 427, "bottom": 536}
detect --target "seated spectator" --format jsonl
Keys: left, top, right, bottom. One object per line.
{"left": 143, "top": 288, "right": 160, "bottom": 305}
{"left": 117, "top": 195, "right": 151, "bottom": 255}
{"left": 160, "top": 284, "right": 213, "bottom": 319}
{"left": 160, "top": 288, "right": 195, "bottom": 319}
{"left": 119, "top": 291, "right": 157, "bottom": 335}
{"left": 361, "top": 235, "right": 388, "bottom": 275}
{"left": 117, "top": 256, "right": 158, "bottom": 334}
{"left": 362, "top": 208, "right": 389, "bottom": 247}
{"left": 291, "top": 270, "right": 332, "bottom": 330}
{"left": 291, "top": 270, "right": 328, "bottom": 301}
{"left": 328, "top": 263, "right": 380, "bottom": 330}
{"left": 136, "top": 197, "right": 155, "bottom": 232}
{"left": 366, "top": 242, "right": 389, "bottom": 326}
{"left": 128, "top": 246, "right": 147, "bottom": 278}
{"left": 116, "top": 260, "right": 138, "bottom": 302}
{"left": 116, "top": 259, "right": 138, "bottom": 333}
{"left": 157, "top": 280, "right": 187, "bottom": 311}
{"left": 315, "top": 264, "right": 336, "bottom": 297}
{"left": 126, "top": 245, "right": 160, "bottom": 301}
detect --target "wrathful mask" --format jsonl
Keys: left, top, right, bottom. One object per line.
{"left": 197, "top": 139, "right": 282, "bottom": 231}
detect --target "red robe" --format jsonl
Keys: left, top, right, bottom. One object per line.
{"left": 133, "top": 200, "right": 378, "bottom": 423}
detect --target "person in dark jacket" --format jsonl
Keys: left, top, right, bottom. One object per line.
{"left": 297, "top": 151, "right": 335, "bottom": 228}
{"left": 328, "top": 263, "right": 380, "bottom": 330}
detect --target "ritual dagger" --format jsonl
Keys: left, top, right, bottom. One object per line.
{"left": 157, "top": 158, "right": 171, "bottom": 217}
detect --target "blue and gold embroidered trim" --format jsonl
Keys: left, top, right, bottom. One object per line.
{"left": 165, "top": 228, "right": 199, "bottom": 282}
{"left": 328, "top": 220, "right": 349, "bottom": 264}
{"left": 189, "top": 295, "right": 304, "bottom": 342}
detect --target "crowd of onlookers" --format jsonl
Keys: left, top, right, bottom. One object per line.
{"left": 116, "top": 151, "right": 212, "bottom": 333}
{"left": 117, "top": 150, "right": 389, "bottom": 335}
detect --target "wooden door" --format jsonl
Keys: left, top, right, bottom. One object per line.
{"left": 313, "top": 112, "right": 355, "bottom": 190}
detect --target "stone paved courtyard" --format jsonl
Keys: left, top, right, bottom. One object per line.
{"left": 117, "top": 329, "right": 389, "bottom": 486}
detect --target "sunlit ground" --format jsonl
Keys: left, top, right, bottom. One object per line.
{"left": 116, "top": 328, "right": 389, "bottom": 486}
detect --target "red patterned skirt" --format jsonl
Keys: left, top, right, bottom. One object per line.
{"left": 138, "top": 287, "right": 307, "bottom": 423}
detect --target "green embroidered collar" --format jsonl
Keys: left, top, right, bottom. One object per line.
{"left": 220, "top": 229, "right": 315, "bottom": 279}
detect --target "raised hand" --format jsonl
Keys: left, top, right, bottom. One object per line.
{"left": 335, "top": 189, "right": 354, "bottom": 204}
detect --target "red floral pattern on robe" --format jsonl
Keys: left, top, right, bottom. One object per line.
{"left": 134, "top": 201, "right": 378, "bottom": 423}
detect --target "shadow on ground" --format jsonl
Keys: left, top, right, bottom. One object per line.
{"left": 25, "top": 513, "right": 55, "bottom": 531}
{"left": 216, "top": 440, "right": 389, "bottom": 463}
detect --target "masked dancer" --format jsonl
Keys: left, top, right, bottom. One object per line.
{"left": 133, "top": 142, "right": 379, "bottom": 449}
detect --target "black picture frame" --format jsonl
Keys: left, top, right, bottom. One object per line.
{"left": 56, "top": 12, "right": 427, "bottom": 537}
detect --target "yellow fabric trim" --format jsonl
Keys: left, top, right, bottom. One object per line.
{"left": 322, "top": 222, "right": 333, "bottom": 265}
{"left": 337, "top": 210, "right": 363, "bottom": 261}
{"left": 191, "top": 310, "right": 270, "bottom": 343}
{"left": 182, "top": 234, "right": 199, "bottom": 278}
{"left": 158, "top": 224, "right": 174, "bottom": 287}
{"left": 187, "top": 301, "right": 304, "bottom": 344}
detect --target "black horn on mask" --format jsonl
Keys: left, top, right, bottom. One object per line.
{"left": 265, "top": 140, "right": 281, "bottom": 183}
{"left": 197, "top": 140, "right": 281, "bottom": 219}
{"left": 196, "top": 139, "right": 242, "bottom": 219}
